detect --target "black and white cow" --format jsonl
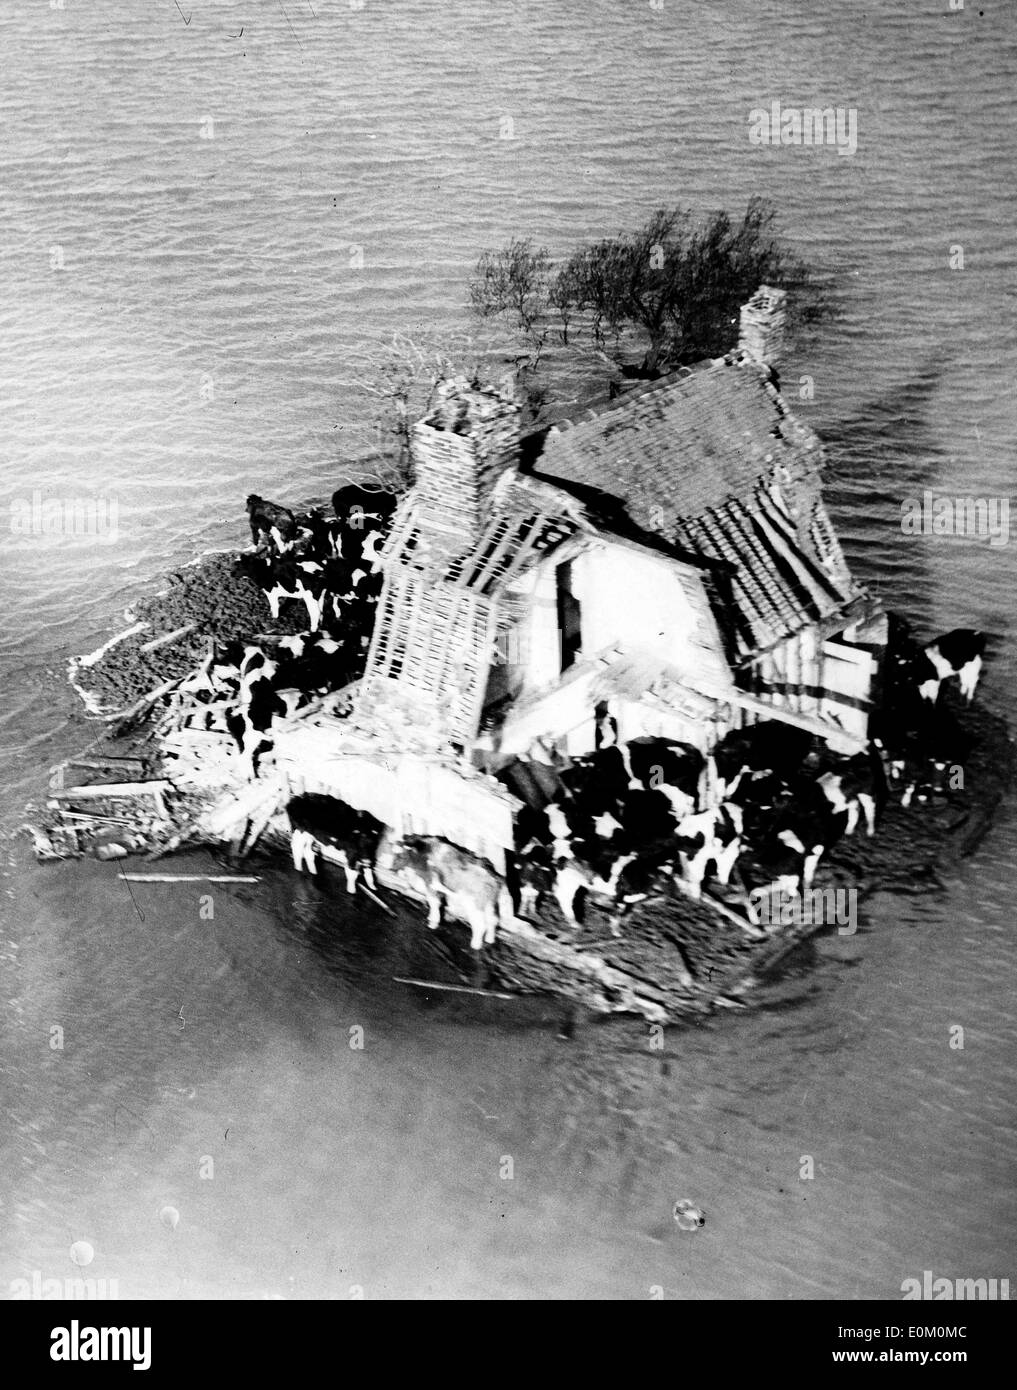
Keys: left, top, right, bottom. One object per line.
{"left": 743, "top": 834, "right": 814, "bottom": 903}
{"left": 924, "top": 629, "right": 986, "bottom": 704}
{"left": 511, "top": 852, "right": 556, "bottom": 922}
{"left": 876, "top": 700, "right": 973, "bottom": 806}
{"left": 710, "top": 721, "right": 813, "bottom": 801}
{"left": 331, "top": 484, "right": 398, "bottom": 535}
{"left": 673, "top": 803, "right": 743, "bottom": 899}
{"left": 625, "top": 736, "right": 705, "bottom": 820}
{"left": 243, "top": 556, "right": 327, "bottom": 631}
{"left": 224, "top": 650, "right": 297, "bottom": 778}
{"left": 275, "top": 633, "right": 353, "bottom": 696}
{"left": 811, "top": 749, "right": 886, "bottom": 835}
{"left": 726, "top": 768, "right": 791, "bottom": 842}
{"left": 550, "top": 848, "right": 639, "bottom": 931}
{"left": 616, "top": 787, "right": 680, "bottom": 847}
{"left": 770, "top": 778, "right": 848, "bottom": 889}
{"left": 287, "top": 794, "right": 385, "bottom": 893}
{"left": 559, "top": 745, "right": 631, "bottom": 806}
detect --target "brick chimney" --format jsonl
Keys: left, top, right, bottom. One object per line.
{"left": 410, "top": 376, "right": 522, "bottom": 540}
{"left": 738, "top": 285, "right": 788, "bottom": 365}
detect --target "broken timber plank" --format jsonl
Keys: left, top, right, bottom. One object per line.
{"left": 50, "top": 780, "right": 171, "bottom": 800}
{"left": 118, "top": 873, "right": 261, "bottom": 884}
{"left": 67, "top": 757, "right": 149, "bottom": 773}
{"left": 393, "top": 977, "right": 515, "bottom": 1000}
{"left": 497, "top": 916, "right": 670, "bottom": 1022}
{"left": 139, "top": 623, "right": 199, "bottom": 654}
{"left": 105, "top": 677, "right": 183, "bottom": 727}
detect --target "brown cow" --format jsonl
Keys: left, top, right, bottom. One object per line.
{"left": 388, "top": 837, "right": 513, "bottom": 951}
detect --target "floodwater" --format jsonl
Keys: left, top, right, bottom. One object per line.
{"left": 1, "top": 1, "right": 1015, "bottom": 1298}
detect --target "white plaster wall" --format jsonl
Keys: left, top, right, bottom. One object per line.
{"left": 500, "top": 562, "right": 562, "bottom": 698}
{"left": 487, "top": 539, "right": 731, "bottom": 734}
{"left": 570, "top": 542, "right": 709, "bottom": 669}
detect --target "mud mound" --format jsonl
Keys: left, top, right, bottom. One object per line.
{"left": 74, "top": 553, "right": 315, "bottom": 716}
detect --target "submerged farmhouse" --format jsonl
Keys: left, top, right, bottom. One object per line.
{"left": 40, "top": 285, "right": 1000, "bottom": 1016}
{"left": 348, "top": 287, "right": 886, "bottom": 836}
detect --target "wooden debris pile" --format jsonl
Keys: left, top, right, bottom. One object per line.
{"left": 70, "top": 553, "right": 306, "bottom": 722}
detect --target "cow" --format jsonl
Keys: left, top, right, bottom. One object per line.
{"left": 507, "top": 804, "right": 555, "bottom": 919}
{"left": 513, "top": 803, "right": 552, "bottom": 857}
{"left": 593, "top": 698, "right": 620, "bottom": 749}
{"left": 873, "top": 695, "right": 972, "bottom": 806}
{"left": 225, "top": 652, "right": 292, "bottom": 778}
{"left": 276, "top": 633, "right": 353, "bottom": 695}
{"left": 611, "top": 845, "right": 676, "bottom": 920}
{"left": 768, "top": 780, "right": 847, "bottom": 889}
{"left": 616, "top": 787, "right": 679, "bottom": 846}
{"left": 388, "top": 837, "right": 513, "bottom": 950}
{"left": 904, "top": 711, "right": 972, "bottom": 805}
{"left": 709, "top": 802, "right": 744, "bottom": 886}
{"left": 808, "top": 748, "right": 887, "bottom": 836}
{"left": 301, "top": 507, "right": 344, "bottom": 559}
{"left": 361, "top": 529, "right": 387, "bottom": 572}
{"left": 244, "top": 556, "right": 327, "bottom": 631}
{"left": 559, "top": 745, "right": 632, "bottom": 805}
{"left": 903, "top": 647, "right": 944, "bottom": 705}
{"left": 225, "top": 707, "right": 273, "bottom": 780}
{"left": 924, "top": 629, "right": 986, "bottom": 704}
{"left": 246, "top": 494, "right": 297, "bottom": 551}
{"left": 511, "top": 852, "right": 555, "bottom": 921}
{"left": 286, "top": 794, "right": 385, "bottom": 894}
{"left": 555, "top": 837, "right": 677, "bottom": 935}
{"left": 545, "top": 799, "right": 597, "bottom": 855}
{"left": 742, "top": 835, "right": 812, "bottom": 909}
{"left": 726, "top": 767, "right": 791, "bottom": 842}
{"left": 816, "top": 771, "right": 863, "bottom": 836}
{"left": 626, "top": 736, "right": 704, "bottom": 820}
{"left": 673, "top": 806, "right": 742, "bottom": 900}
{"left": 710, "top": 721, "right": 813, "bottom": 802}
{"left": 551, "top": 849, "right": 638, "bottom": 932}
{"left": 331, "top": 484, "right": 398, "bottom": 535}
{"left": 742, "top": 721, "right": 814, "bottom": 774}
{"left": 322, "top": 554, "right": 372, "bottom": 603}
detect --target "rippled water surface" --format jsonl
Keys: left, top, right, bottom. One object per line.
{"left": 1, "top": 1, "right": 1015, "bottom": 1298}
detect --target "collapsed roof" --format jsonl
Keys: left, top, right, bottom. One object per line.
{"left": 523, "top": 351, "right": 864, "bottom": 660}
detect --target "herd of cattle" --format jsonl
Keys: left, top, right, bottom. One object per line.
{"left": 500, "top": 623, "right": 985, "bottom": 935}
{"left": 505, "top": 727, "right": 866, "bottom": 933}
{"left": 284, "top": 793, "right": 510, "bottom": 952}
{"left": 241, "top": 487, "right": 395, "bottom": 636}
{"left": 275, "top": 618, "right": 985, "bottom": 950}
{"left": 183, "top": 490, "right": 986, "bottom": 952}
{"left": 170, "top": 488, "right": 396, "bottom": 778}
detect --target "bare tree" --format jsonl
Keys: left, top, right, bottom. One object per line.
{"left": 337, "top": 329, "right": 487, "bottom": 485}
{"left": 469, "top": 199, "right": 820, "bottom": 375}
{"left": 468, "top": 238, "right": 553, "bottom": 364}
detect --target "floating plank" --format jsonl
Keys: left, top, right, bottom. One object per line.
{"left": 393, "top": 977, "right": 515, "bottom": 1000}
{"left": 118, "top": 873, "right": 261, "bottom": 884}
